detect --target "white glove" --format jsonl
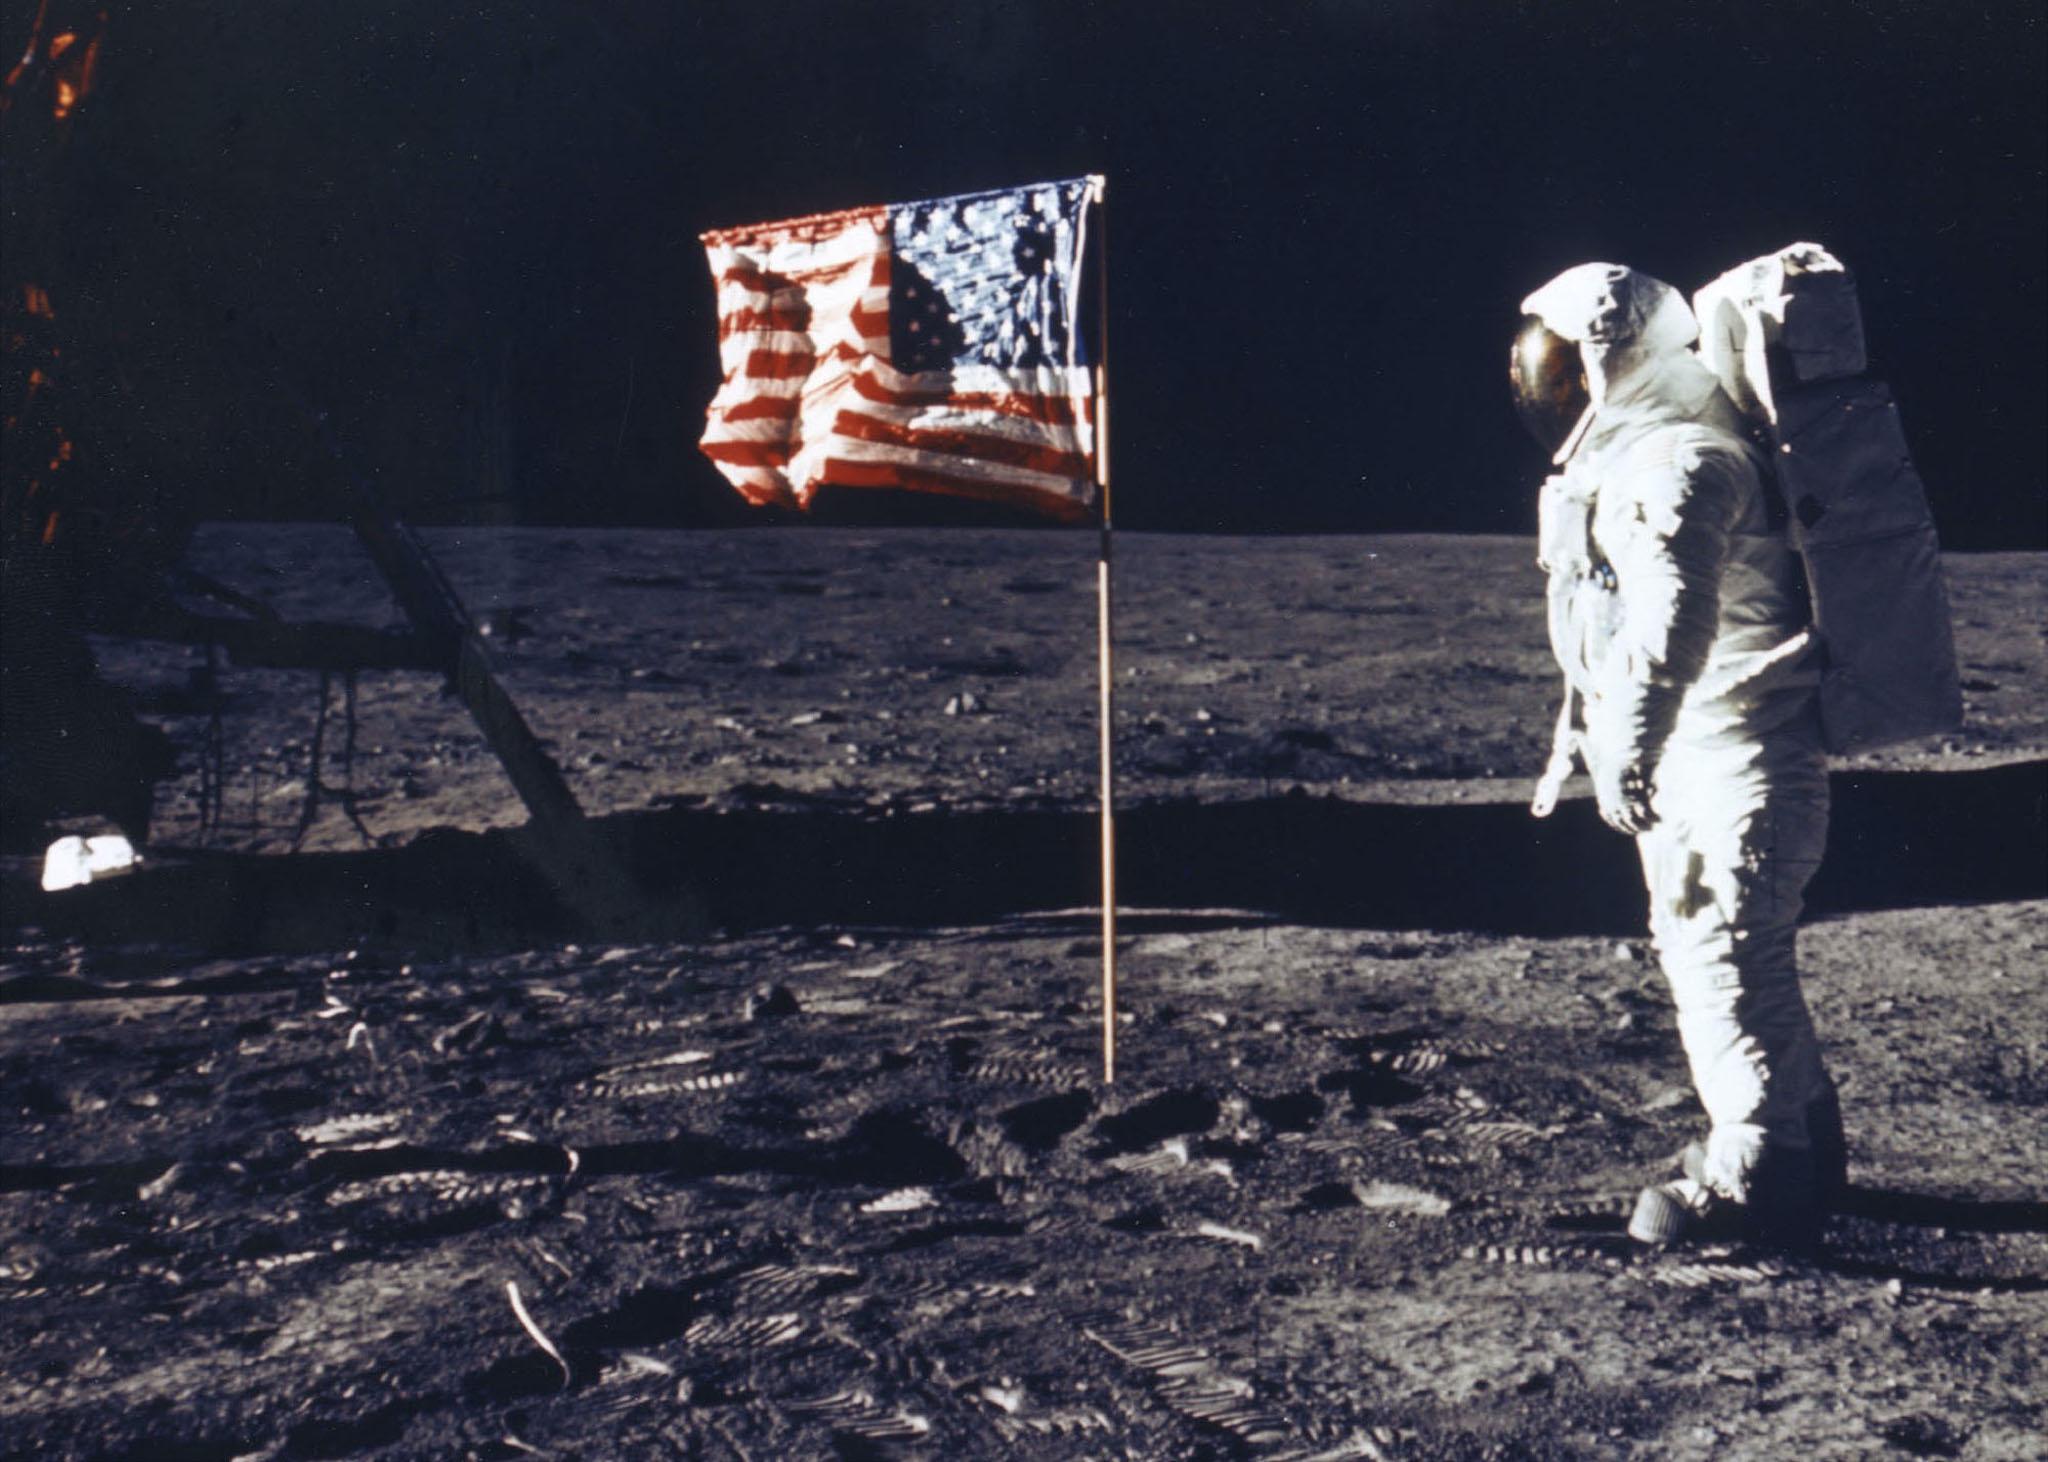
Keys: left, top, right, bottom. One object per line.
{"left": 1593, "top": 756, "right": 1656, "bottom": 835}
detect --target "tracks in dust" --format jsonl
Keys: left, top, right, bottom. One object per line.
{"left": 7, "top": 933, "right": 2033, "bottom": 1458}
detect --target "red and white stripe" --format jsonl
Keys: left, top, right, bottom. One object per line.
{"left": 700, "top": 205, "right": 1096, "bottom": 521}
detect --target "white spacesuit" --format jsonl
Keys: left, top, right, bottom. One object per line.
{"left": 1514, "top": 263, "right": 1840, "bottom": 1246}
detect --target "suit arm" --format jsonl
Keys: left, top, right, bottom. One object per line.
{"left": 1587, "top": 437, "right": 1744, "bottom": 779}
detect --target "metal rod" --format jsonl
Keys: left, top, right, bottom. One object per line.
{"left": 1089, "top": 174, "right": 1117, "bottom": 1085}
{"left": 302, "top": 414, "right": 698, "bottom": 937}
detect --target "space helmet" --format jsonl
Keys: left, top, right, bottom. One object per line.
{"left": 1512, "top": 263, "right": 1698, "bottom": 456}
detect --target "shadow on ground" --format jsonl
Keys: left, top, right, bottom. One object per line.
{"left": 5, "top": 761, "right": 2042, "bottom": 959}
{"left": 1834, "top": 1186, "right": 2048, "bottom": 1239}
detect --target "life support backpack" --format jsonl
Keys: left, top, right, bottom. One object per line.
{"left": 1692, "top": 244, "right": 1963, "bottom": 754}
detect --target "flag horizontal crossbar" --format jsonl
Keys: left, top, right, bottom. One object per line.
{"left": 700, "top": 179, "right": 1094, "bottom": 246}
{"left": 701, "top": 202, "right": 886, "bottom": 250}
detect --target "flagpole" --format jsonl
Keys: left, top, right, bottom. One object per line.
{"left": 1088, "top": 173, "right": 1117, "bottom": 1086}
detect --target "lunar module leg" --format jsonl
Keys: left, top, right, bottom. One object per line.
{"left": 342, "top": 489, "right": 704, "bottom": 941}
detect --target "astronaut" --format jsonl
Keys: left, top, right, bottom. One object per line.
{"left": 1512, "top": 263, "right": 1844, "bottom": 1248}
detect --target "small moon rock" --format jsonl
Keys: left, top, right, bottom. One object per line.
{"left": 744, "top": 982, "right": 800, "bottom": 1021}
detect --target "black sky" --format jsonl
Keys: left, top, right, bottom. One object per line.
{"left": 23, "top": 0, "right": 2047, "bottom": 547}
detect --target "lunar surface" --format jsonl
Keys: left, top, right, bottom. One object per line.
{"left": 2, "top": 526, "right": 2044, "bottom": 1459}
{"left": 96, "top": 526, "right": 2048, "bottom": 852}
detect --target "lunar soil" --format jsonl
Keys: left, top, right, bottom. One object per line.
{"left": 3, "top": 527, "right": 2044, "bottom": 1460}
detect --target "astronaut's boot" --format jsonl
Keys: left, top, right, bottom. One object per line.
{"left": 1663, "top": 1080, "right": 1845, "bottom": 1222}
{"left": 1628, "top": 1176, "right": 1736, "bottom": 1246}
{"left": 1630, "top": 1145, "right": 1821, "bottom": 1251}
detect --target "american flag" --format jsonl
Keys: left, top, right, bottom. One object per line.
{"left": 699, "top": 178, "right": 1099, "bottom": 522}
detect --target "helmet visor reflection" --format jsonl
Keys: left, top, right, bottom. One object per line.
{"left": 1510, "top": 315, "right": 1589, "bottom": 455}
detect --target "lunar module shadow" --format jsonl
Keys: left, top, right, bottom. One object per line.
{"left": 5, "top": 760, "right": 2041, "bottom": 961}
